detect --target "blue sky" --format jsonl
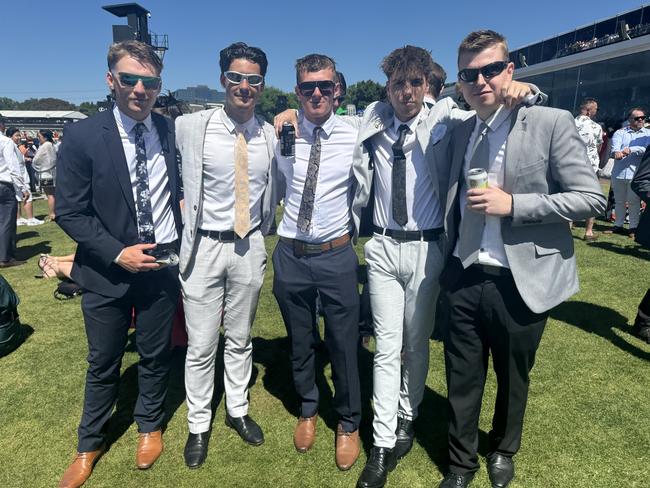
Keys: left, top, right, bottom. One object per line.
{"left": 1, "top": 0, "right": 645, "bottom": 104}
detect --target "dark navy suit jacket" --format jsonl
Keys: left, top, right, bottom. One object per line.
{"left": 55, "top": 108, "right": 183, "bottom": 298}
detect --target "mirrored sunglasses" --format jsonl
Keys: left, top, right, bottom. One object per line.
{"left": 298, "top": 80, "right": 335, "bottom": 97}
{"left": 116, "top": 72, "right": 162, "bottom": 90}
{"left": 224, "top": 71, "right": 264, "bottom": 86}
{"left": 458, "top": 61, "right": 509, "bottom": 83}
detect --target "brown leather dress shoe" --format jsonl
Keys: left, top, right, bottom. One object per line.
{"left": 335, "top": 424, "right": 360, "bottom": 471}
{"left": 294, "top": 414, "right": 318, "bottom": 453}
{"left": 136, "top": 430, "right": 163, "bottom": 469}
{"left": 58, "top": 445, "right": 106, "bottom": 488}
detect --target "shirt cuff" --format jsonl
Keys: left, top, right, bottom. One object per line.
{"left": 114, "top": 248, "right": 125, "bottom": 264}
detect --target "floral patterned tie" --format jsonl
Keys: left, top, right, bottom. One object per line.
{"left": 297, "top": 126, "right": 322, "bottom": 233}
{"left": 134, "top": 123, "right": 156, "bottom": 244}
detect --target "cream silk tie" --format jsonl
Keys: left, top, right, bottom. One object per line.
{"left": 234, "top": 129, "right": 251, "bottom": 239}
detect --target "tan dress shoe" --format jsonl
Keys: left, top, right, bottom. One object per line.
{"left": 136, "top": 430, "right": 163, "bottom": 469}
{"left": 335, "top": 425, "right": 360, "bottom": 471}
{"left": 293, "top": 414, "right": 318, "bottom": 452}
{"left": 58, "top": 445, "right": 106, "bottom": 488}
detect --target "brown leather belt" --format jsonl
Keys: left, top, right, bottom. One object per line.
{"left": 280, "top": 234, "right": 351, "bottom": 256}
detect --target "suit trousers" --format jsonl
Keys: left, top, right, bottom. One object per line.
{"left": 77, "top": 267, "right": 180, "bottom": 452}
{"left": 443, "top": 264, "right": 547, "bottom": 474}
{"left": 181, "top": 231, "right": 266, "bottom": 433}
{"left": 364, "top": 234, "right": 444, "bottom": 448}
{"left": 612, "top": 177, "right": 641, "bottom": 228}
{"left": 0, "top": 182, "right": 17, "bottom": 262}
{"left": 272, "top": 239, "right": 361, "bottom": 431}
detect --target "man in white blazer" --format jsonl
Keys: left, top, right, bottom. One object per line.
{"left": 175, "top": 42, "right": 278, "bottom": 468}
{"left": 437, "top": 31, "right": 606, "bottom": 488}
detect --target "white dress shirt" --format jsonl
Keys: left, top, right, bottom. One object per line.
{"left": 201, "top": 110, "right": 269, "bottom": 231}
{"left": 276, "top": 112, "right": 357, "bottom": 243}
{"left": 454, "top": 106, "right": 512, "bottom": 268}
{"left": 371, "top": 109, "right": 441, "bottom": 230}
{"left": 0, "top": 134, "right": 27, "bottom": 192}
{"left": 113, "top": 105, "right": 177, "bottom": 244}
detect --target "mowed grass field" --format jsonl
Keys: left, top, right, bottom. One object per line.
{"left": 0, "top": 199, "right": 648, "bottom": 488}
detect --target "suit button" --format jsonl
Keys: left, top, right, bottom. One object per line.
{"left": 193, "top": 205, "right": 197, "bottom": 210}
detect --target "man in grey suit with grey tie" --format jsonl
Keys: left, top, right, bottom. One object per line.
{"left": 175, "top": 42, "right": 278, "bottom": 468}
{"left": 437, "top": 30, "right": 606, "bottom": 488}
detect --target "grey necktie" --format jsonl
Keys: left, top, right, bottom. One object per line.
{"left": 297, "top": 126, "right": 322, "bottom": 232}
{"left": 457, "top": 122, "right": 490, "bottom": 268}
{"left": 134, "top": 122, "right": 156, "bottom": 244}
{"left": 392, "top": 124, "right": 410, "bottom": 226}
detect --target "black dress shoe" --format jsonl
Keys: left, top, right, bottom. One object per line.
{"left": 439, "top": 472, "right": 475, "bottom": 488}
{"left": 356, "top": 446, "right": 397, "bottom": 488}
{"left": 487, "top": 453, "right": 514, "bottom": 488}
{"left": 184, "top": 430, "right": 211, "bottom": 469}
{"left": 225, "top": 414, "right": 264, "bottom": 446}
{"left": 394, "top": 417, "right": 414, "bottom": 459}
{"left": 0, "top": 259, "right": 25, "bottom": 268}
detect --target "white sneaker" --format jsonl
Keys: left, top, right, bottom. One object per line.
{"left": 16, "top": 218, "right": 28, "bottom": 226}
{"left": 27, "top": 218, "right": 44, "bottom": 226}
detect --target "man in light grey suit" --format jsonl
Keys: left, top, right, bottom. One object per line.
{"left": 175, "top": 42, "right": 278, "bottom": 469}
{"left": 437, "top": 31, "right": 606, "bottom": 488}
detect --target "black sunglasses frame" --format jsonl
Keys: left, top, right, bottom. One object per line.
{"left": 458, "top": 61, "right": 509, "bottom": 83}
{"left": 298, "top": 80, "right": 336, "bottom": 97}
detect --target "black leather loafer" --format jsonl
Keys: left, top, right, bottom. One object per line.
{"left": 225, "top": 414, "right": 264, "bottom": 446}
{"left": 487, "top": 453, "right": 514, "bottom": 488}
{"left": 439, "top": 472, "right": 475, "bottom": 488}
{"left": 184, "top": 430, "right": 211, "bottom": 468}
{"left": 356, "top": 446, "right": 397, "bottom": 488}
{"left": 394, "top": 417, "right": 414, "bottom": 459}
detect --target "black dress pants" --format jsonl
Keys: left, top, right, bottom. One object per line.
{"left": 443, "top": 264, "right": 547, "bottom": 474}
{"left": 272, "top": 240, "right": 361, "bottom": 432}
{"left": 0, "top": 182, "right": 17, "bottom": 262}
{"left": 77, "top": 267, "right": 180, "bottom": 452}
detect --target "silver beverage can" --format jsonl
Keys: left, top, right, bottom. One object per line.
{"left": 467, "top": 168, "right": 488, "bottom": 189}
{"left": 280, "top": 123, "right": 295, "bottom": 157}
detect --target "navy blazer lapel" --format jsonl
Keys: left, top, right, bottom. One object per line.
{"left": 503, "top": 106, "right": 527, "bottom": 193}
{"left": 102, "top": 111, "right": 136, "bottom": 219}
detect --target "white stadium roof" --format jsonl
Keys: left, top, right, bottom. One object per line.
{"left": 0, "top": 110, "right": 87, "bottom": 119}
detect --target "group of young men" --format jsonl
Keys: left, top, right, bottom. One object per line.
{"left": 55, "top": 29, "right": 605, "bottom": 488}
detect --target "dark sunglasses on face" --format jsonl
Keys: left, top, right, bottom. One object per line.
{"left": 458, "top": 61, "right": 509, "bottom": 83}
{"left": 116, "top": 72, "right": 162, "bottom": 90}
{"left": 632, "top": 116, "right": 647, "bottom": 122}
{"left": 224, "top": 71, "right": 264, "bottom": 86}
{"left": 298, "top": 80, "right": 336, "bottom": 97}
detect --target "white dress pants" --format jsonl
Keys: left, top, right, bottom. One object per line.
{"left": 181, "top": 231, "right": 266, "bottom": 434}
{"left": 364, "top": 233, "right": 444, "bottom": 448}
{"left": 611, "top": 177, "right": 641, "bottom": 228}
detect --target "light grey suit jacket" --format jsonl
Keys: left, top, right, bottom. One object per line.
{"left": 441, "top": 105, "right": 606, "bottom": 313}
{"left": 175, "top": 107, "right": 279, "bottom": 276}
{"left": 349, "top": 98, "right": 473, "bottom": 242}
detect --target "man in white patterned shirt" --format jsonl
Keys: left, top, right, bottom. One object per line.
{"left": 574, "top": 97, "right": 603, "bottom": 241}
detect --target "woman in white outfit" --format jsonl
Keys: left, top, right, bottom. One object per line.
{"left": 32, "top": 129, "right": 57, "bottom": 221}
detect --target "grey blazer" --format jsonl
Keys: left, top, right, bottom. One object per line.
{"left": 442, "top": 105, "right": 606, "bottom": 313}
{"left": 175, "top": 107, "right": 279, "bottom": 276}
{"left": 349, "top": 98, "right": 473, "bottom": 242}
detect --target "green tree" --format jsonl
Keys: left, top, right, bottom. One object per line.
{"left": 344, "top": 80, "right": 385, "bottom": 111}
{"left": 78, "top": 101, "right": 99, "bottom": 116}
{"left": 0, "top": 97, "right": 18, "bottom": 110}
{"left": 255, "top": 86, "right": 299, "bottom": 123}
{"left": 17, "top": 97, "right": 77, "bottom": 111}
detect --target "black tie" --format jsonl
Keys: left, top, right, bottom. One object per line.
{"left": 134, "top": 123, "right": 156, "bottom": 244}
{"left": 392, "top": 124, "right": 410, "bottom": 226}
{"left": 297, "top": 126, "right": 322, "bottom": 232}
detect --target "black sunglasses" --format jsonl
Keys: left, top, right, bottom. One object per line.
{"left": 458, "top": 61, "right": 509, "bottom": 83}
{"left": 632, "top": 116, "right": 648, "bottom": 122}
{"left": 116, "top": 72, "right": 162, "bottom": 90}
{"left": 298, "top": 80, "right": 335, "bottom": 97}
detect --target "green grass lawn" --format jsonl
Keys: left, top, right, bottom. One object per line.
{"left": 0, "top": 199, "right": 649, "bottom": 488}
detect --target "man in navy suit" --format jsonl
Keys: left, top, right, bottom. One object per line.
{"left": 56, "top": 40, "right": 183, "bottom": 488}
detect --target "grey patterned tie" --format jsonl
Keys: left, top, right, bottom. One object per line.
{"left": 133, "top": 122, "right": 156, "bottom": 244}
{"left": 391, "top": 124, "right": 410, "bottom": 226}
{"left": 458, "top": 122, "right": 490, "bottom": 268}
{"left": 297, "top": 126, "right": 322, "bottom": 232}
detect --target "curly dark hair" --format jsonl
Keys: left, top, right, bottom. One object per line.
{"left": 219, "top": 42, "right": 268, "bottom": 76}
{"left": 381, "top": 45, "right": 435, "bottom": 83}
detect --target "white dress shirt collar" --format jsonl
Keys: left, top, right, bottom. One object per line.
{"left": 391, "top": 108, "right": 423, "bottom": 137}
{"left": 219, "top": 109, "right": 258, "bottom": 137}
{"left": 477, "top": 105, "right": 512, "bottom": 133}
{"left": 113, "top": 105, "right": 153, "bottom": 134}
{"left": 301, "top": 111, "right": 336, "bottom": 138}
